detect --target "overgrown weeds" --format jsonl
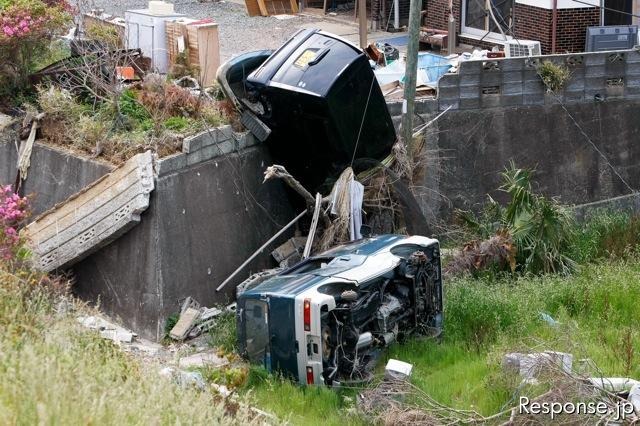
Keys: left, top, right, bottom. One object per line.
{"left": 571, "top": 210, "right": 640, "bottom": 262}
{"left": 35, "top": 79, "right": 231, "bottom": 163}
{"left": 537, "top": 60, "right": 571, "bottom": 93}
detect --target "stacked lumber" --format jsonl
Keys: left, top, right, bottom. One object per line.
{"left": 166, "top": 18, "right": 220, "bottom": 87}
{"left": 245, "top": 0, "right": 298, "bottom": 16}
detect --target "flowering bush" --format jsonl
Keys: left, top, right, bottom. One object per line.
{"left": 0, "top": 0, "right": 72, "bottom": 99}
{"left": 0, "top": 186, "right": 29, "bottom": 262}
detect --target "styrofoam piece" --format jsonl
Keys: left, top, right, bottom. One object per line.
{"left": 385, "top": 359, "right": 413, "bottom": 380}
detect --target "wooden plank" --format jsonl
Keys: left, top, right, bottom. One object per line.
{"left": 290, "top": 0, "right": 299, "bottom": 13}
{"left": 23, "top": 151, "right": 155, "bottom": 272}
{"left": 245, "top": 0, "right": 262, "bottom": 16}
{"left": 257, "top": 0, "right": 269, "bottom": 16}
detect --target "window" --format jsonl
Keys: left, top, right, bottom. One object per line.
{"left": 462, "top": 0, "right": 514, "bottom": 38}
{"left": 604, "top": 0, "right": 632, "bottom": 25}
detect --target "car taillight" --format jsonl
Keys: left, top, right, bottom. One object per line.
{"left": 306, "top": 366, "right": 314, "bottom": 385}
{"left": 303, "top": 298, "right": 311, "bottom": 331}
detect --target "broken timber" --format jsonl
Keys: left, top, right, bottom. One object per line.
{"left": 23, "top": 151, "right": 155, "bottom": 272}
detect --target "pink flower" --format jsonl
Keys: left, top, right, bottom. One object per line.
{"left": 3, "top": 26, "right": 14, "bottom": 36}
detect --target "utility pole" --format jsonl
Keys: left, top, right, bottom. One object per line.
{"left": 401, "top": 0, "right": 422, "bottom": 157}
{"left": 359, "top": 0, "right": 367, "bottom": 47}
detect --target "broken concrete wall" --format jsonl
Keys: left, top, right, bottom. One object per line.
{"left": 0, "top": 140, "right": 114, "bottom": 216}
{"left": 0, "top": 127, "right": 294, "bottom": 340}
{"left": 72, "top": 128, "right": 294, "bottom": 340}
{"left": 411, "top": 100, "right": 640, "bottom": 224}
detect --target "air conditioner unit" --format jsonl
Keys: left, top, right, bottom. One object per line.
{"left": 504, "top": 40, "right": 541, "bottom": 58}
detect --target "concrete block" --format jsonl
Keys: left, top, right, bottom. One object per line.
{"left": 183, "top": 125, "right": 234, "bottom": 153}
{"left": 523, "top": 79, "right": 544, "bottom": 95}
{"left": 459, "top": 85, "right": 479, "bottom": 99}
{"left": 458, "top": 60, "right": 483, "bottom": 74}
{"left": 437, "top": 85, "right": 460, "bottom": 100}
{"left": 437, "top": 75, "right": 460, "bottom": 88}
{"left": 502, "top": 82, "right": 523, "bottom": 96}
{"left": 502, "top": 71, "right": 523, "bottom": 84}
{"left": 523, "top": 93, "right": 545, "bottom": 105}
{"left": 480, "top": 95, "right": 501, "bottom": 108}
{"left": 584, "top": 52, "right": 606, "bottom": 66}
{"left": 438, "top": 99, "right": 459, "bottom": 111}
{"left": 178, "top": 350, "right": 229, "bottom": 369}
{"left": 585, "top": 65, "right": 605, "bottom": 77}
{"left": 625, "top": 50, "right": 640, "bottom": 63}
{"left": 459, "top": 97, "right": 481, "bottom": 109}
{"left": 563, "top": 91, "right": 585, "bottom": 103}
{"left": 625, "top": 62, "right": 640, "bottom": 76}
{"left": 565, "top": 77, "right": 585, "bottom": 91}
{"left": 23, "top": 151, "right": 155, "bottom": 272}
{"left": 459, "top": 73, "right": 480, "bottom": 86}
{"left": 500, "top": 58, "right": 525, "bottom": 72}
{"left": 169, "top": 307, "right": 201, "bottom": 340}
{"left": 157, "top": 153, "right": 187, "bottom": 176}
{"left": 414, "top": 99, "right": 439, "bottom": 114}
{"left": 624, "top": 84, "right": 640, "bottom": 97}
{"left": 500, "top": 94, "right": 523, "bottom": 107}
{"left": 480, "top": 72, "right": 502, "bottom": 87}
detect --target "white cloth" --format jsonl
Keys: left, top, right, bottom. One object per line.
{"left": 349, "top": 180, "right": 364, "bottom": 240}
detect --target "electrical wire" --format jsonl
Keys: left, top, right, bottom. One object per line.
{"left": 350, "top": 76, "right": 376, "bottom": 167}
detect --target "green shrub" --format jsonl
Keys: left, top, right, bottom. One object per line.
{"left": 456, "top": 162, "right": 576, "bottom": 275}
{"left": 537, "top": 60, "right": 571, "bottom": 93}
{"left": 164, "top": 116, "right": 191, "bottom": 132}
{"left": 208, "top": 310, "right": 237, "bottom": 353}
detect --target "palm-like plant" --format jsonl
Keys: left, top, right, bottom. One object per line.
{"left": 454, "top": 162, "right": 576, "bottom": 275}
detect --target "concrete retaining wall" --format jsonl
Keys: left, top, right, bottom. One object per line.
{"left": 414, "top": 100, "right": 640, "bottom": 225}
{"left": 1, "top": 128, "right": 295, "bottom": 340}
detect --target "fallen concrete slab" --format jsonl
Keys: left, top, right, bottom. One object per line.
{"left": 23, "top": 151, "right": 155, "bottom": 272}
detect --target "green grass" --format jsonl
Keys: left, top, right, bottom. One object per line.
{"left": 0, "top": 268, "right": 248, "bottom": 425}
{"left": 235, "top": 259, "right": 640, "bottom": 422}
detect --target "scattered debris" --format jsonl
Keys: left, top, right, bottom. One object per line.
{"left": 170, "top": 307, "right": 202, "bottom": 341}
{"left": 169, "top": 297, "right": 235, "bottom": 341}
{"left": 160, "top": 367, "right": 207, "bottom": 390}
{"left": 78, "top": 315, "right": 137, "bottom": 343}
{"left": 271, "top": 236, "right": 306, "bottom": 267}
{"left": 178, "top": 350, "right": 229, "bottom": 369}
{"left": 503, "top": 351, "right": 573, "bottom": 382}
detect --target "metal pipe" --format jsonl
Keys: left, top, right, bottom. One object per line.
{"left": 216, "top": 209, "right": 307, "bottom": 292}
{"left": 552, "top": 0, "right": 558, "bottom": 53}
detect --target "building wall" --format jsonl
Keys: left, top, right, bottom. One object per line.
{"left": 421, "top": 0, "right": 601, "bottom": 54}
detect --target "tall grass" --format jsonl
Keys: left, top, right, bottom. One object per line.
{"left": 383, "top": 259, "right": 640, "bottom": 415}
{"left": 0, "top": 268, "right": 250, "bottom": 425}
